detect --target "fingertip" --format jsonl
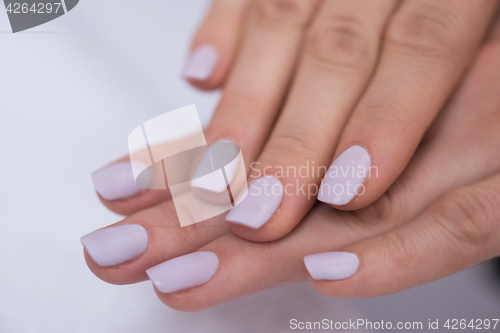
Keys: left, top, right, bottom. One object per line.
{"left": 91, "top": 161, "right": 145, "bottom": 201}
{"left": 182, "top": 43, "right": 223, "bottom": 89}
{"left": 224, "top": 175, "right": 288, "bottom": 242}
{"left": 182, "top": 0, "right": 248, "bottom": 90}
{"left": 153, "top": 287, "right": 209, "bottom": 312}
{"left": 97, "top": 189, "right": 171, "bottom": 216}
{"left": 82, "top": 248, "right": 149, "bottom": 285}
{"left": 303, "top": 251, "right": 368, "bottom": 299}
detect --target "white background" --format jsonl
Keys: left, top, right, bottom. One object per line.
{"left": 1, "top": 1, "right": 499, "bottom": 332}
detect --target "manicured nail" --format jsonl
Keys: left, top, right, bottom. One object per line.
{"left": 191, "top": 140, "right": 238, "bottom": 193}
{"left": 304, "top": 252, "right": 359, "bottom": 280}
{"left": 225, "top": 175, "right": 283, "bottom": 229}
{"left": 91, "top": 161, "right": 145, "bottom": 200}
{"left": 146, "top": 251, "right": 219, "bottom": 294}
{"left": 182, "top": 44, "right": 219, "bottom": 81}
{"left": 318, "top": 145, "right": 371, "bottom": 206}
{"left": 81, "top": 224, "right": 148, "bottom": 267}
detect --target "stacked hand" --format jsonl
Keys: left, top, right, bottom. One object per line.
{"left": 82, "top": 1, "right": 500, "bottom": 311}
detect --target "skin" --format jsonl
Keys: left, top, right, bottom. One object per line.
{"left": 109, "top": 0, "right": 500, "bottom": 243}
{"left": 85, "top": 23, "right": 500, "bottom": 311}
{"left": 184, "top": 0, "right": 500, "bottom": 243}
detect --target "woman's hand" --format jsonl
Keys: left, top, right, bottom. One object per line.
{"left": 179, "top": 0, "right": 499, "bottom": 243}
{"left": 82, "top": 23, "right": 500, "bottom": 310}
{"left": 100, "top": 0, "right": 499, "bottom": 243}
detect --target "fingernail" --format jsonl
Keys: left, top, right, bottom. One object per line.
{"left": 225, "top": 175, "right": 283, "bottom": 229}
{"left": 318, "top": 145, "right": 371, "bottom": 206}
{"left": 304, "top": 252, "right": 359, "bottom": 280}
{"left": 191, "top": 140, "right": 238, "bottom": 193}
{"left": 182, "top": 44, "right": 219, "bottom": 81}
{"left": 91, "top": 161, "right": 145, "bottom": 200}
{"left": 81, "top": 224, "right": 148, "bottom": 267}
{"left": 146, "top": 251, "right": 219, "bottom": 294}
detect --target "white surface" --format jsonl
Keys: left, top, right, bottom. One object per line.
{"left": 1, "top": 1, "right": 499, "bottom": 332}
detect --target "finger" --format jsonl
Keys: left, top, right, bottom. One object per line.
{"left": 318, "top": 0, "right": 499, "bottom": 210}
{"left": 93, "top": 18, "right": 500, "bottom": 221}
{"left": 203, "top": 0, "right": 320, "bottom": 155}
{"left": 94, "top": 0, "right": 319, "bottom": 216}
{"left": 92, "top": 157, "right": 172, "bottom": 216}
{"left": 81, "top": 200, "right": 230, "bottom": 285}
{"left": 148, "top": 125, "right": 500, "bottom": 311}
{"left": 364, "top": 27, "right": 500, "bottom": 224}
{"left": 307, "top": 31, "right": 500, "bottom": 297}
{"left": 147, "top": 207, "right": 359, "bottom": 311}
{"left": 90, "top": 68, "right": 500, "bottom": 292}
{"left": 180, "top": 0, "right": 320, "bottom": 226}
{"left": 307, "top": 171, "right": 500, "bottom": 298}
{"left": 224, "top": 0, "right": 398, "bottom": 242}
{"left": 139, "top": 35, "right": 500, "bottom": 310}
{"left": 182, "top": 0, "right": 249, "bottom": 90}
{"left": 146, "top": 101, "right": 500, "bottom": 310}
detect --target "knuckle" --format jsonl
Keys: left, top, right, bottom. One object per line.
{"left": 176, "top": 215, "right": 224, "bottom": 246}
{"left": 357, "top": 191, "right": 401, "bottom": 228}
{"left": 254, "top": 241, "right": 284, "bottom": 265}
{"left": 379, "top": 232, "right": 426, "bottom": 284}
{"left": 268, "top": 128, "right": 321, "bottom": 161}
{"left": 433, "top": 189, "right": 499, "bottom": 248}
{"left": 305, "top": 16, "right": 377, "bottom": 72}
{"left": 156, "top": 201, "right": 181, "bottom": 228}
{"left": 221, "top": 87, "right": 263, "bottom": 112}
{"left": 255, "top": 0, "right": 315, "bottom": 27}
{"left": 156, "top": 201, "right": 200, "bottom": 242}
{"left": 179, "top": 222, "right": 201, "bottom": 244}
{"left": 386, "top": 5, "right": 463, "bottom": 60}
{"left": 356, "top": 102, "right": 416, "bottom": 139}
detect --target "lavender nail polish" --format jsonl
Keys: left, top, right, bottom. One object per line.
{"left": 191, "top": 140, "right": 239, "bottom": 193}
{"left": 183, "top": 44, "right": 219, "bottom": 81}
{"left": 91, "top": 161, "right": 145, "bottom": 201}
{"left": 225, "top": 175, "right": 283, "bottom": 229}
{"left": 304, "top": 252, "right": 359, "bottom": 280}
{"left": 81, "top": 224, "right": 148, "bottom": 267}
{"left": 146, "top": 251, "right": 219, "bottom": 294}
{"left": 318, "top": 146, "right": 371, "bottom": 206}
